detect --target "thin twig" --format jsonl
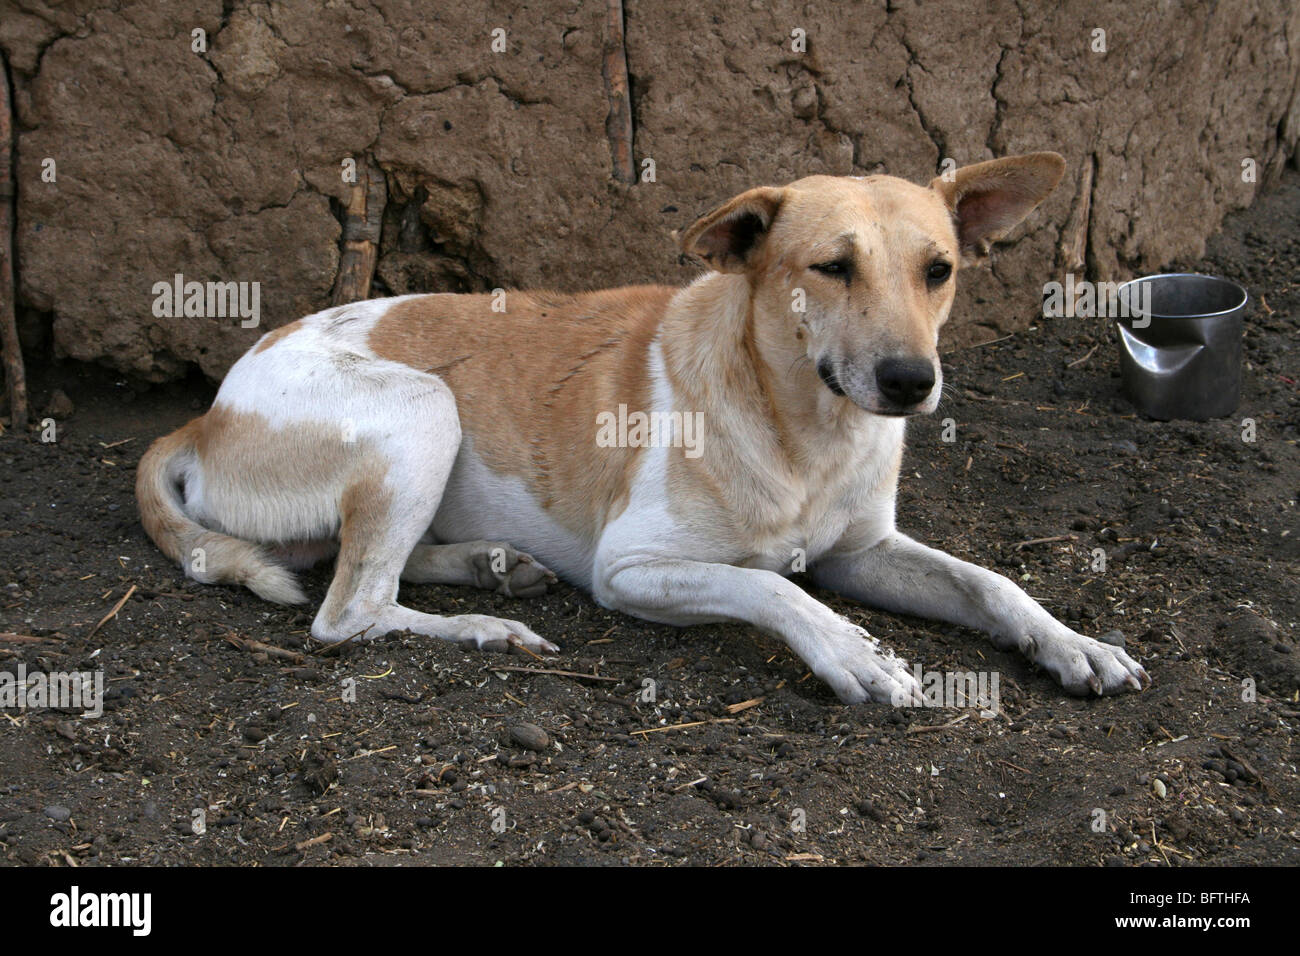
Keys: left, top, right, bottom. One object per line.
{"left": 601, "top": 0, "right": 635, "bottom": 183}
{"left": 631, "top": 718, "right": 736, "bottom": 736}
{"left": 1014, "top": 534, "right": 1078, "bottom": 551}
{"left": 943, "top": 332, "right": 1013, "bottom": 354}
{"left": 906, "top": 713, "right": 970, "bottom": 734}
{"left": 488, "top": 665, "right": 619, "bottom": 683}
{"left": 1066, "top": 344, "right": 1099, "bottom": 368}
{"left": 294, "top": 832, "right": 333, "bottom": 852}
{"left": 224, "top": 634, "right": 306, "bottom": 664}
{"left": 507, "top": 635, "right": 545, "bottom": 661}
{"left": 0, "top": 632, "right": 64, "bottom": 644}
{"left": 311, "top": 625, "right": 372, "bottom": 656}
{"left": 86, "top": 584, "right": 137, "bottom": 639}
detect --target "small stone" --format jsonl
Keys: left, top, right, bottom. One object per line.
{"left": 1097, "top": 630, "right": 1126, "bottom": 647}
{"left": 509, "top": 722, "right": 549, "bottom": 752}
{"left": 1152, "top": 778, "right": 1167, "bottom": 799}
{"left": 44, "top": 805, "right": 71, "bottom": 822}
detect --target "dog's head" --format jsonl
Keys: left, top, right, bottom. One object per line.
{"left": 678, "top": 153, "right": 1065, "bottom": 416}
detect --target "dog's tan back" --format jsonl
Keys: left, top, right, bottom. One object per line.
{"left": 368, "top": 287, "right": 670, "bottom": 541}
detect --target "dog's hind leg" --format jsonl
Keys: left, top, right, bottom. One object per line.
{"left": 309, "top": 380, "right": 556, "bottom": 654}
{"left": 401, "top": 541, "right": 556, "bottom": 597}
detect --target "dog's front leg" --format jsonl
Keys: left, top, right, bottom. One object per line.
{"left": 813, "top": 532, "right": 1150, "bottom": 695}
{"left": 596, "top": 558, "right": 922, "bottom": 705}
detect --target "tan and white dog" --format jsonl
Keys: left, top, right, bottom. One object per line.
{"left": 137, "top": 152, "right": 1149, "bottom": 704}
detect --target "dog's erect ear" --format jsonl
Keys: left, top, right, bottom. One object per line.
{"left": 930, "top": 153, "right": 1066, "bottom": 265}
{"left": 677, "top": 187, "right": 785, "bottom": 273}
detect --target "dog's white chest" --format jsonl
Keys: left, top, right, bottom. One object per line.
{"left": 739, "top": 470, "right": 888, "bottom": 574}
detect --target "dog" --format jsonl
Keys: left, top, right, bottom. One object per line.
{"left": 137, "top": 152, "right": 1150, "bottom": 704}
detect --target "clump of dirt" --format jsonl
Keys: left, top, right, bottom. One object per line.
{"left": 0, "top": 175, "right": 1296, "bottom": 867}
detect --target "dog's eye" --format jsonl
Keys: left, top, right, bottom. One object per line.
{"left": 811, "top": 259, "right": 851, "bottom": 280}
{"left": 926, "top": 260, "right": 952, "bottom": 284}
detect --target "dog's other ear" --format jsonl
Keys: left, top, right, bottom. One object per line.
{"left": 677, "top": 187, "right": 785, "bottom": 273}
{"left": 930, "top": 152, "right": 1065, "bottom": 265}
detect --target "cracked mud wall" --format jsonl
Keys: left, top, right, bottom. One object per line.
{"left": 2, "top": 0, "right": 1297, "bottom": 381}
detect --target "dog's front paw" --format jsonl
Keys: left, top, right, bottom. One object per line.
{"left": 471, "top": 545, "right": 557, "bottom": 598}
{"left": 1026, "top": 629, "right": 1150, "bottom": 695}
{"left": 814, "top": 623, "right": 923, "bottom": 706}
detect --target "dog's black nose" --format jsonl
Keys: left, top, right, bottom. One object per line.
{"left": 875, "top": 358, "right": 935, "bottom": 407}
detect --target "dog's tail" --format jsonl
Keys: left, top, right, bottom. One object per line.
{"left": 135, "top": 421, "right": 306, "bottom": 605}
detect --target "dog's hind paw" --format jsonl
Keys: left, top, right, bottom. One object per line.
{"left": 471, "top": 544, "right": 557, "bottom": 598}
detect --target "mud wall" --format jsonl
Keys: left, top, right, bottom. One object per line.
{"left": 2, "top": 0, "right": 1298, "bottom": 380}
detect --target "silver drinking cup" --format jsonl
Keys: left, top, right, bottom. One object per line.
{"left": 1115, "top": 273, "right": 1248, "bottom": 421}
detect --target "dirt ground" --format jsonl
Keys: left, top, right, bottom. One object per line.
{"left": 1, "top": 175, "right": 1297, "bottom": 868}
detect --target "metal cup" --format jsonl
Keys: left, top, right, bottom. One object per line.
{"left": 1115, "top": 273, "right": 1248, "bottom": 421}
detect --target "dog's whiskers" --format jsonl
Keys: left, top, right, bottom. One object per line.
{"left": 788, "top": 354, "right": 813, "bottom": 378}
{"left": 935, "top": 380, "right": 959, "bottom": 413}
